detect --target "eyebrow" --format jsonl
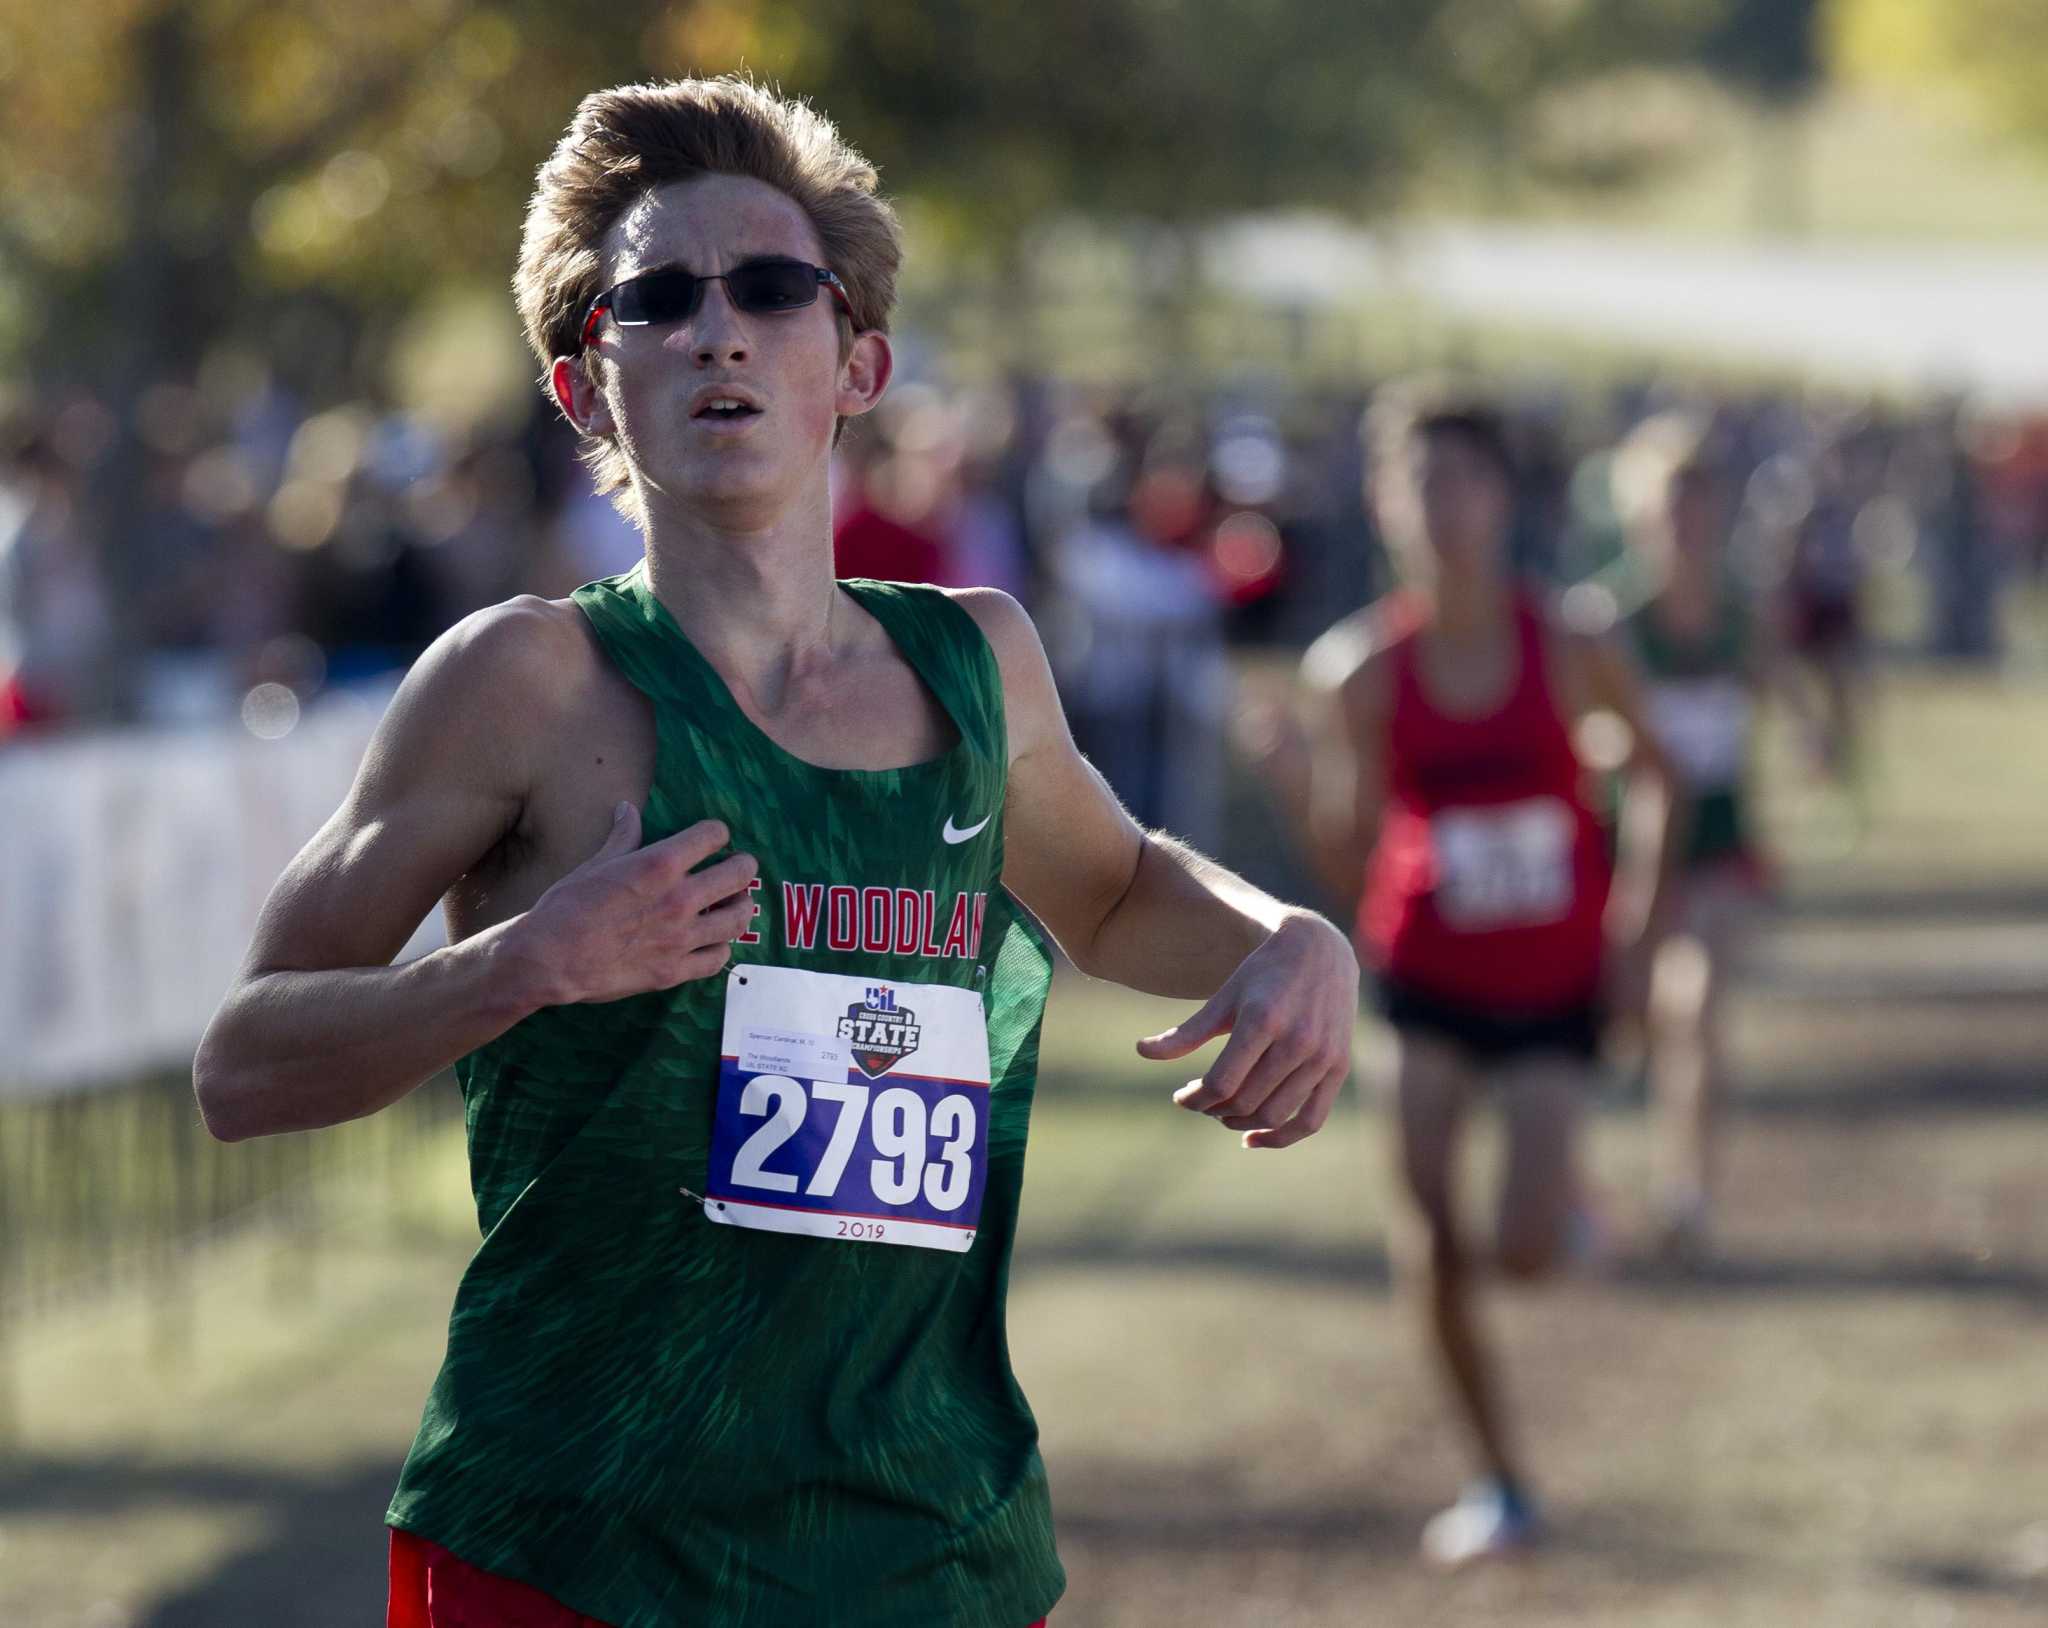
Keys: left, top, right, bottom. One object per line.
{"left": 617, "top": 251, "right": 811, "bottom": 281}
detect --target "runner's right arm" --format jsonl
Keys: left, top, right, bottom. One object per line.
{"left": 193, "top": 601, "right": 757, "bottom": 1143}
{"left": 1292, "top": 618, "right": 1390, "bottom": 916}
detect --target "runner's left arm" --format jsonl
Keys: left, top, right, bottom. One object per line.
{"left": 954, "top": 589, "right": 1358, "bottom": 1149}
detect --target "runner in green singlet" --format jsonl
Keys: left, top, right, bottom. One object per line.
{"left": 1608, "top": 412, "right": 1772, "bottom": 1260}
{"left": 193, "top": 77, "right": 1359, "bottom": 1628}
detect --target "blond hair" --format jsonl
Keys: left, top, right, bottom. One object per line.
{"left": 515, "top": 77, "right": 902, "bottom": 515}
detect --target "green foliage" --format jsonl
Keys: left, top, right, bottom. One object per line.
{"left": 1832, "top": 0, "right": 2048, "bottom": 143}
{"left": 0, "top": 0, "right": 1834, "bottom": 392}
{"left": 0, "top": 0, "right": 654, "bottom": 385}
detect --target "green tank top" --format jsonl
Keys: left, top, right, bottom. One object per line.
{"left": 387, "top": 567, "right": 1064, "bottom": 1628}
{"left": 1623, "top": 589, "right": 1754, "bottom": 868}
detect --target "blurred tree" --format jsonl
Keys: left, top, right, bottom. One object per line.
{"left": 0, "top": 0, "right": 1817, "bottom": 707}
{"left": 0, "top": 0, "right": 645, "bottom": 392}
{"left": 1700, "top": 0, "right": 1824, "bottom": 233}
{"left": 1712, "top": 0, "right": 1826, "bottom": 234}
{"left": 1702, "top": 0, "right": 1823, "bottom": 106}
{"left": 0, "top": 0, "right": 656, "bottom": 706}
{"left": 1832, "top": 0, "right": 2048, "bottom": 145}
{"left": 0, "top": 0, "right": 1814, "bottom": 393}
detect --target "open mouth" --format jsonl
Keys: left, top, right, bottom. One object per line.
{"left": 693, "top": 397, "right": 762, "bottom": 422}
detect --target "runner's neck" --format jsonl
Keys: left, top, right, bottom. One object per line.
{"left": 1426, "top": 569, "right": 1516, "bottom": 647}
{"left": 642, "top": 500, "right": 854, "bottom": 715}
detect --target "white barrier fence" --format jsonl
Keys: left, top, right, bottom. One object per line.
{"left": 0, "top": 687, "right": 441, "bottom": 1100}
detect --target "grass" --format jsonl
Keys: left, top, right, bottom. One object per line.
{"left": 5, "top": 664, "right": 2048, "bottom": 1627}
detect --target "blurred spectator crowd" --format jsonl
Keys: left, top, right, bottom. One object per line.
{"left": 4, "top": 354, "right": 2044, "bottom": 835}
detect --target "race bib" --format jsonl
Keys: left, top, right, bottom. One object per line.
{"left": 703, "top": 965, "right": 991, "bottom": 1253}
{"left": 1648, "top": 677, "right": 1752, "bottom": 789}
{"left": 1431, "top": 797, "right": 1575, "bottom": 930}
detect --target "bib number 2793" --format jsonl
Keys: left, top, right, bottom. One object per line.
{"left": 703, "top": 965, "right": 992, "bottom": 1252}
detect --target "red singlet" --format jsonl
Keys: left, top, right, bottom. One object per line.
{"left": 1360, "top": 594, "right": 1609, "bottom": 1014}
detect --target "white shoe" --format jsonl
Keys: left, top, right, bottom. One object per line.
{"left": 1421, "top": 1480, "right": 1543, "bottom": 1567}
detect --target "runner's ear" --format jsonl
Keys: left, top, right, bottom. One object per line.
{"left": 835, "top": 331, "right": 892, "bottom": 422}
{"left": 553, "top": 356, "right": 615, "bottom": 437}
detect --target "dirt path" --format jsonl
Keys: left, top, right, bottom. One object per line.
{"left": 6, "top": 875, "right": 2044, "bottom": 1628}
{"left": 1018, "top": 884, "right": 2048, "bottom": 1628}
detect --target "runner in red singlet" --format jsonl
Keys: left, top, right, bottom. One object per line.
{"left": 1271, "top": 383, "right": 1678, "bottom": 1565}
{"left": 1360, "top": 588, "right": 1614, "bottom": 1023}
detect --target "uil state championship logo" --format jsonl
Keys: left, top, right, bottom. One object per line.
{"left": 839, "top": 986, "right": 922, "bottom": 1078}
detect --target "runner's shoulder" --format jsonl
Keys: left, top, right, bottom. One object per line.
{"left": 1302, "top": 599, "right": 1403, "bottom": 712}
{"left": 385, "top": 594, "right": 599, "bottom": 749}
{"left": 936, "top": 587, "right": 1060, "bottom": 759}
{"left": 938, "top": 585, "right": 1053, "bottom": 694}
{"left": 939, "top": 584, "right": 1037, "bottom": 664}
{"left": 1537, "top": 581, "right": 1623, "bottom": 675}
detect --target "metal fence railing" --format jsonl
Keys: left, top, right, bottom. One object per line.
{"left": 0, "top": 1066, "right": 465, "bottom": 1438}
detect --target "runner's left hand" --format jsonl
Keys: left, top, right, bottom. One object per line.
{"left": 1135, "top": 914, "right": 1359, "bottom": 1149}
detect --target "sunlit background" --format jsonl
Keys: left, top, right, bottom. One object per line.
{"left": 3, "top": 3, "right": 2046, "bottom": 1625}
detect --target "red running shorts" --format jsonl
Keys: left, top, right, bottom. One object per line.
{"left": 390, "top": 1527, "right": 1047, "bottom": 1627}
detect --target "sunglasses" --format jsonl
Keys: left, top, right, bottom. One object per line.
{"left": 579, "top": 258, "right": 853, "bottom": 349}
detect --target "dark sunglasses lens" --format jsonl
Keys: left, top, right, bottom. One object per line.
{"left": 611, "top": 271, "right": 703, "bottom": 326}
{"left": 728, "top": 262, "right": 819, "bottom": 312}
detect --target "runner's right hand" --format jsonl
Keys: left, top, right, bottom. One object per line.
{"left": 509, "top": 804, "right": 758, "bottom": 1005}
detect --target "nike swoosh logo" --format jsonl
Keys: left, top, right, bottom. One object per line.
{"left": 942, "top": 813, "right": 992, "bottom": 844}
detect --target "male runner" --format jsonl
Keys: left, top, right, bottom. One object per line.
{"left": 1609, "top": 413, "right": 1772, "bottom": 1258}
{"left": 192, "top": 77, "right": 1357, "bottom": 1628}
{"left": 1272, "top": 384, "right": 1675, "bottom": 1564}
